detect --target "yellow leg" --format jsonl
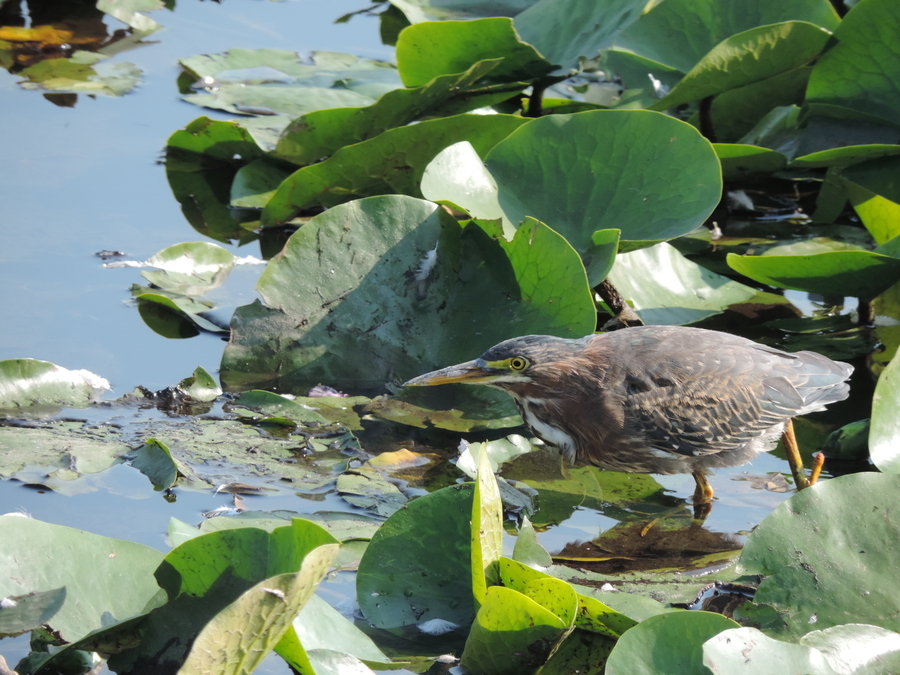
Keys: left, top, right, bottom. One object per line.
{"left": 782, "top": 419, "right": 810, "bottom": 491}
{"left": 809, "top": 452, "right": 825, "bottom": 485}
{"left": 691, "top": 470, "right": 714, "bottom": 520}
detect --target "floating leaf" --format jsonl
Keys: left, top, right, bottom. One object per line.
{"left": 606, "top": 611, "right": 738, "bottom": 675}
{"left": 261, "top": 114, "right": 528, "bottom": 226}
{"left": 0, "top": 516, "right": 166, "bottom": 642}
{"left": 870, "top": 351, "right": 900, "bottom": 473}
{"left": 650, "top": 22, "right": 830, "bottom": 111}
{"left": 224, "top": 197, "right": 594, "bottom": 392}
{"left": 357, "top": 484, "right": 476, "bottom": 628}
{"left": 738, "top": 473, "right": 900, "bottom": 638}
{"left": 0, "top": 588, "right": 66, "bottom": 637}
{"left": 130, "top": 438, "right": 181, "bottom": 491}
{"left": 396, "top": 17, "right": 552, "bottom": 87}
{"left": 726, "top": 249, "right": 900, "bottom": 300}
{"left": 483, "top": 111, "right": 721, "bottom": 249}
{"left": 806, "top": 0, "right": 900, "bottom": 128}
{"left": 0, "top": 359, "right": 110, "bottom": 408}
{"left": 608, "top": 243, "right": 767, "bottom": 325}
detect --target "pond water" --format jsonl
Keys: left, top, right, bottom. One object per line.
{"left": 0, "top": 2, "right": 866, "bottom": 672}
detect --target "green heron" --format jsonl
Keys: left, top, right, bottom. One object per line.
{"left": 403, "top": 326, "right": 852, "bottom": 508}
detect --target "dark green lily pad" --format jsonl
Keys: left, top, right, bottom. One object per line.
{"left": 0, "top": 587, "right": 66, "bottom": 638}
{"left": 606, "top": 610, "right": 739, "bottom": 675}
{"left": 261, "top": 113, "right": 528, "bottom": 226}
{"left": 514, "top": 0, "right": 647, "bottom": 73}
{"left": 356, "top": 483, "right": 475, "bottom": 628}
{"left": 714, "top": 144, "right": 788, "bottom": 181}
{"left": 224, "top": 197, "right": 595, "bottom": 392}
{"left": 738, "top": 473, "right": 900, "bottom": 638}
{"left": 0, "top": 516, "right": 166, "bottom": 642}
{"left": 165, "top": 117, "right": 264, "bottom": 243}
{"left": 130, "top": 438, "right": 183, "bottom": 491}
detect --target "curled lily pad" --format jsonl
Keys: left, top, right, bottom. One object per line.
{"left": 0, "top": 359, "right": 110, "bottom": 408}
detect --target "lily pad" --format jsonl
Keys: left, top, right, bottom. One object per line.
{"left": 0, "top": 516, "right": 166, "bottom": 642}
{"left": 336, "top": 470, "right": 408, "bottom": 517}
{"left": 18, "top": 52, "right": 142, "bottom": 96}
{"left": 703, "top": 627, "right": 839, "bottom": 675}
{"left": 607, "top": 243, "right": 767, "bottom": 325}
{"left": 726, "top": 249, "right": 900, "bottom": 300}
{"left": 870, "top": 349, "right": 900, "bottom": 473}
{"left": 0, "top": 359, "right": 110, "bottom": 409}
{"left": 165, "top": 117, "right": 265, "bottom": 243}
{"left": 0, "top": 423, "right": 128, "bottom": 487}
{"left": 613, "top": 0, "right": 838, "bottom": 74}
{"left": 0, "top": 587, "right": 66, "bottom": 637}
{"left": 261, "top": 113, "right": 528, "bottom": 226}
{"left": 180, "top": 49, "right": 401, "bottom": 118}
{"left": 181, "top": 562, "right": 337, "bottom": 674}
{"left": 461, "top": 584, "right": 573, "bottom": 675}
{"left": 806, "top": 0, "right": 900, "bottom": 128}
{"left": 482, "top": 110, "right": 721, "bottom": 248}
{"left": 606, "top": 610, "right": 739, "bottom": 675}
{"left": 651, "top": 22, "right": 831, "bottom": 111}
{"left": 738, "top": 473, "right": 900, "bottom": 638}
{"left": 395, "top": 17, "right": 552, "bottom": 87}
{"left": 275, "top": 59, "right": 515, "bottom": 166}
{"left": 356, "top": 483, "right": 476, "bottom": 628}
{"left": 514, "top": 0, "right": 647, "bottom": 73}
{"left": 223, "top": 197, "right": 595, "bottom": 392}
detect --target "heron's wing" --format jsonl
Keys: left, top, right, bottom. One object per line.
{"left": 620, "top": 344, "right": 850, "bottom": 458}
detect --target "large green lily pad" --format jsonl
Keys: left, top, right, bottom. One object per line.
{"left": 223, "top": 196, "right": 595, "bottom": 392}
{"left": 356, "top": 483, "right": 476, "bottom": 628}
{"left": 606, "top": 610, "right": 739, "bottom": 675}
{"left": 483, "top": 110, "right": 721, "bottom": 247}
{"left": 738, "top": 473, "right": 900, "bottom": 638}
{"left": 0, "top": 516, "right": 166, "bottom": 642}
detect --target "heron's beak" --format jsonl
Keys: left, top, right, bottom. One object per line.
{"left": 403, "top": 359, "right": 497, "bottom": 386}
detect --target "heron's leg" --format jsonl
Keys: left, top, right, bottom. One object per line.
{"left": 691, "top": 470, "right": 714, "bottom": 520}
{"left": 809, "top": 452, "right": 825, "bottom": 486}
{"left": 782, "top": 419, "right": 810, "bottom": 491}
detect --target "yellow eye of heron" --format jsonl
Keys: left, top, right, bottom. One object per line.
{"left": 509, "top": 356, "right": 528, "bottom": 371}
